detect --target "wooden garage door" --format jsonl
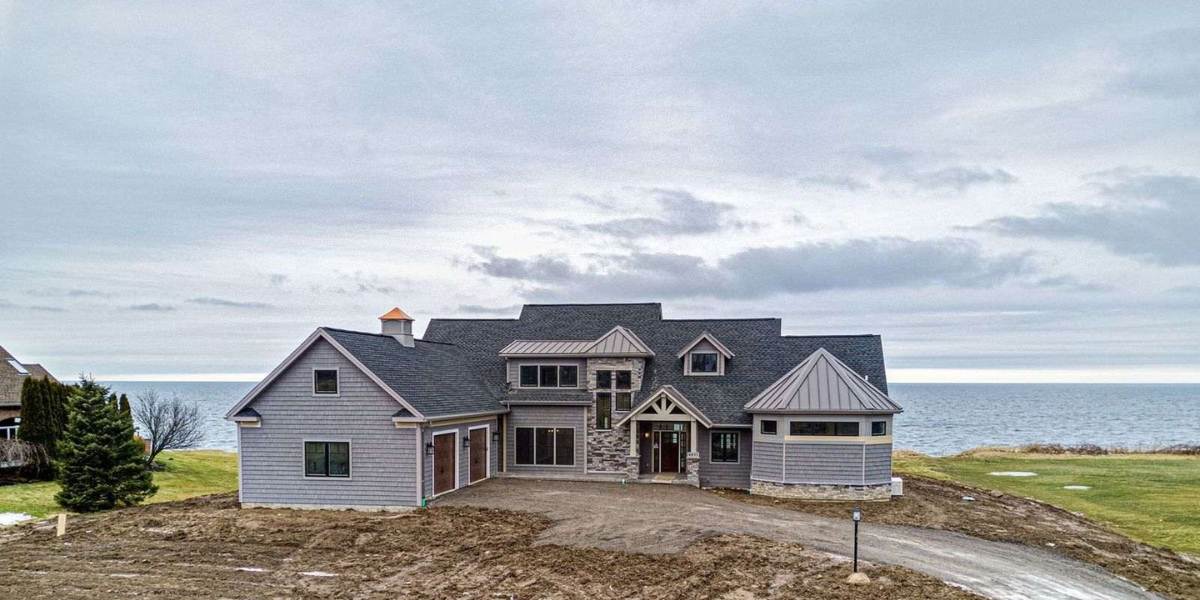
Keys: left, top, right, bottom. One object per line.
{"left": 433, "top": 433, "right": 456, "bottom": 495}
{"left": 469, "top": 428, "right": 487, "bottom": 483}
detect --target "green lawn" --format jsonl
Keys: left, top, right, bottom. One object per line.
{"left": 895, "top": 451, "right": 1200, "bottom": 555}
{"left": 0, "top": 450, "right": 238, "bottom": 518}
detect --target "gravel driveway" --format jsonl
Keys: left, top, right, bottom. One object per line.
{"left": 434, "top": 478, "right": 1162, "bottom": 600}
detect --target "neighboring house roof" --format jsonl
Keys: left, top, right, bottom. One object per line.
{"left": 0, "top": 345, "right": 56, "bottom": 408}
{"left": 424, "top": 303, "right": 890, "bottom": 426}
{"left": 744, "top": 348, "right": 902, "bottom": 415}
{"left": 676, "top": 331, "right": 735, "bottom": 359}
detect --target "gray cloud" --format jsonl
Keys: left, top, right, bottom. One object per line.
{"left": 579, "top": 189, "right": 751, "bottom": 239}
{"left": 469, "top": 237, "right": 1030, "bottom": 301}
{"left": 187, "top": 297, "right": 273, "bottom": 309}
{"left": 1032, "top": 276, "right": 1112, "bottom": 293}
{"left": 978, "top": 173, "right": 1200, "bottom": 266}
{"left": 895, "top": 167, "right": 1017, "bottom": 191}
{"left": 456, "top": 304, "right": 521, "bottom": 316}
{"left": 24, "top": 288, "right": 111, "bottom": 298}
{"left": 1112, "top": 28, "right": 1200, "bottom": 99}
{"left": 795, "top": 175, "right": 871, "bottom": 191}
{"left": 129, "top": 303, "right": 176, "bottom": 312}
{"left": 268, "top": 274, "right": 289, "bottom": 286}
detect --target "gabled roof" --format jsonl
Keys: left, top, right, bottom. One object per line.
{"left": 675, "top": 331, "right": 734, "bottom": 359}
{"left": 744, "top": 348, "right": 901, "bottom": 414}
{"left": 425, "top": 303, "right": 889, "bottom": 426}
{"left": 0, "top": 345, "right": 56, "bottom": 407}
{"left": 499, "top": 325, "right": 654, "bottom": 358}
{"left": 585, "top": 325, "right": 654, "bottom": 356}
{"left": 615, "top": 385, "right": 713, "bottom": 428}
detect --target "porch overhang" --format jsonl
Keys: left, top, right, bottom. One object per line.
{"left": 615, "top": 385, "right": 713, "bottom": 429}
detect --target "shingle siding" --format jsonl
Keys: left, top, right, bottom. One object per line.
{"left": 864, "top": 443, "right": 893, "bottom": 484}
{"left": 505, "top": 405, "right": 586, "bottom": 476}
{"left": 422, "top": 417, "right": 500, "bottom": 499}
{"left": 751, "top": 441, "right": 784, "bottom": 481}
{"left": 697, "top": 427, "right": 753, "bottom": 489}
{"left": 239, "top": 339, "right": 419, "bottom": 507}
{"left": 782, "top": 443, "right": 871, "bottom": 486}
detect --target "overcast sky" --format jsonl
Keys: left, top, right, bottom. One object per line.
{"left": 2, "top": 2, "right": 1199, "bottom": 382}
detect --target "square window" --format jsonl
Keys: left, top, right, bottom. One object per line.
{"left": 558, "top": 365, "right": 578, "bottom": 387}
{"left": 615, "top": 370, "right": 631, "bottom": 389}
{"left": 519, "top": 365, "right": 538, "bottom": 387}
{"left": 539, "top": 365, "right": 558, "bottom": 387}
{"left": 313, "top": 369, "right": 339, "bottom": 395}
{"left": 305, "top": 441, "right": 349, "bottom": 477}
{"left": 596, "top": 370, "right": 612, "bottom": 389}
{"left": 760, "top": 419, "right": 777, "bottom": 435}
{"left": 871, "top": 421, "right": 887, "bottom": 436}
{"left": 690, "top": 352, "right": 719, "bottom": 373}
{"left": 615, "top": 392, "right": 632, "bottom": 411}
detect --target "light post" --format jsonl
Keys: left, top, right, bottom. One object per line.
{"left": 851, "top": 506, "right": 862, "bottom": 573}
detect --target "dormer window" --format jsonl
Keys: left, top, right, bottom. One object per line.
{"left": 690, "top": 352, "right": 719, "bottom": 374}
{"left": 677, "top": 331, "right": 733, "bottom": 376}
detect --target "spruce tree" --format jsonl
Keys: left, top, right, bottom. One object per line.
{"left": 118, "top": 393, "right": 131, "bottom": 420}
{"left": 55, "top": 378, "right": 156, "bottom": 512}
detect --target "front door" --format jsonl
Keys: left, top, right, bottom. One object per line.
{"left": 660, "top": 431, "right": 680, "bottom": 472}
{"left": 433, "top": 433, "right": 456, "bottom": 495}
{"left": 469, "top": 428, "right": 487, "bottom": 483}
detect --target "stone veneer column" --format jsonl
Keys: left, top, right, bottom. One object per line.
{"left": 685, "top": 452, "right": 700, "bottom": 487}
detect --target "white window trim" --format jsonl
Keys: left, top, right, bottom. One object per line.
{"left": 516, "top": 362, "right": 582, "bottom": 389}
{"left": 708, "top": 430, "right": 741, "bottom": 465}
{"left": 301, "top": 438, "right": 352, "bottom": 479}
{"left": 430, "top": 429, "right": 461, "bottom": 497}
{"left": 312, "top": 367, "right": 340, "bottom": 397}
{"left": 513, "top": 426, "right": 577, "bottom": 467}
{"left": 759, "top": 419, "right": 779, "bottom": 436}
{"left": 467, "top": 424, "right": 491, "bottom": 482}
{"left": 686, "top": 351, "right": 722, "bottom": 376}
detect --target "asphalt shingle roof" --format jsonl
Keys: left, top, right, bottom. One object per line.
{"left": 321, "top": 328, "right": 506, "bottom": 418}
{"left": 420, "top": 303, "right": 890, "bottom": 425}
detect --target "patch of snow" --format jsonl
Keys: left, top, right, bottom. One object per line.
{"left": 988, "top": 471, "right": 1038, "bottom": 477}
{"left": 109, "top": 573, "right": 138, "bottom": 578}
{"left": 237, "top": 567, "right": 268, "bottom": 573}
{"left": 961, "top": 496, "right": 975, "bottom": 502}
{"left": 300, "top": 571, "right": 337, "bottom": 577}
{"left": 1063, "top": 485, "right": 1092, "bottom": 490}
{"left": 0, "top": 512, "right": 34, "bottom": 526}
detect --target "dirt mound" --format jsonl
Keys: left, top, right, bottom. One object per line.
{"left": 0, "top": 492, "right": 977, "bottom": 599}
{"left": 717, "top": 476, "right": 1200, "bottom": 599}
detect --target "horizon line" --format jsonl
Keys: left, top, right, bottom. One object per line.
{"left": 84, "top": 367, "right": 1200, "bottom": 385}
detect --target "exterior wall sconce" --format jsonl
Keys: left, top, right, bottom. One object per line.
{"left": 424, "top": 441, "right": 434, "bottom": 456}
{"left": 462, "top": 435, "right": 471, "bottom": 449}
{"left": 491, "top": 430, "right": 500, "bottom": 443}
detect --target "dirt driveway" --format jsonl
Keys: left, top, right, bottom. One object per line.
{"left": 435, "top": 478, "right": 1163, "bottom": 600}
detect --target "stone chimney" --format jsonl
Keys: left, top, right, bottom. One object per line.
{"left": 379, "top": 307, "right": 415, "bottom": 347}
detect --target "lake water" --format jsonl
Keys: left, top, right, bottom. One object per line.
{"left": 100, "top": 382, "right": 1200, "bottom": 456}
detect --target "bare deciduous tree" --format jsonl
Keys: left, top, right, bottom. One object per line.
{"left": 133, "top": 390, "right": 205, "bottom": 465}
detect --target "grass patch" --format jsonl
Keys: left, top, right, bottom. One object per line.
{"left": 895, "top": 451, "right": 1200, "bottom": 555}
{"left": 0, "top": 450, "right": 237, "bottom": 519}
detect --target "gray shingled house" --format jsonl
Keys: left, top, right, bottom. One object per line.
{"left": 0, "top": 345, "right": 57, "bottom": 439}
{"left": 226, "top": 303, "right": 902, "bottom": 509}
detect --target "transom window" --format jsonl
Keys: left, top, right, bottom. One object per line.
{"left": 711, "top": 431, "right": 739, "bottom": 463}
{"left": 595, "top": 369, "right": 632, "bottom": 415}
{"left": 313, "top": 369, "right": 339, "bottom": 395}
{"left": 760, "top": 419, "right": 777, "bottom": 435}
{"left": 690, "top": 352, "right": 719, "bottom": 373}
{"left": 790, "top": 421, "right": 860, "bottom": 436}
{"left": 304, "top": 441, "right": 350, "bottom": 477}
{"left": 518, "top": 364, "right": 579, "bottom": 388}
{"left": 871, "top": 421, "right": 887, "bottom": 436}
{"left": 515, "top": 427, "right": 575, "bottom": 466}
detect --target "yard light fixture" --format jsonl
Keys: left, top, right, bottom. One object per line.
{"left": 851, "top": 506, "right": 862, "bottom": 573}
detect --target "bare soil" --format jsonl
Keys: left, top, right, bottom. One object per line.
{"left": 0, "top": 493, "right": 976, "bottom": 600}
{"left": 716, "top": 476, "right": 1200, "bottom": 600}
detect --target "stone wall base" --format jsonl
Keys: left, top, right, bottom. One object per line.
{"left": 685, "top": 452, "right": 700, "bottom": 487}
{"left": 751, "top": 480, "right": 891, "bottom": 502}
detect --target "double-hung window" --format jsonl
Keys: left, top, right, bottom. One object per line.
{"left": 304, "top": 441, "right": 350, "bottom": 477}
{"left": 514, "top": 427, "right": 575, "bottom": 466}
{"left": 518, "top": 364, "right": 579, "bottom": 388}
{"left": 594, "top": 369, "right": 632, "bottom": 428}
{"left": 710, "top": 431, "right": 739, "bottom": 463}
